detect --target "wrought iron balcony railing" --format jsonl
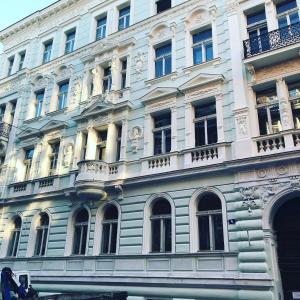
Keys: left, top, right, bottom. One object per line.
{"left": 0, "top": 122, "right": 11, "bottom": 139}
{"left": 243, "top": 22, "right": 300, "bottom": 58}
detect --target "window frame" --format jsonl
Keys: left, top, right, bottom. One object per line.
{"left": 192, "top": 28, "right": 213, "bottom": 65}
{"left": 43, "top": 40, "right": 53, "bottom": 64}
{"left": 24, "top": 148, "right": 34, "bottom": 181}
{"left": 18, "top": 51, "right": 26, "bottom": 71}
{"left": 7, "top": 217, "right": 22, "bottom": 257}
{"left": 64, "top": 29, "right": 76, "bottom": 55}
{"left": 154, "top": 42, "right": 172, "bottom": 78}
{"left": 96, "top": 130, "right": 108, "bottom": 161}
{"left": 96, "top": 16, "right": 107, "bottom": 41}
{"left": 156, "top": 0, "right": 172, "bottom": 14}
{"left": 102, "top": 66, "right": 112, "bottom": 93}
{"left": 57, "top": 81, "right": 69, "bottom": 110}
{"left": 48, "top": 142, "right": 60, "bottom": 176}
{"left": 35, "top": 90, "right": 45, "bottom": 118}
{"left": 118, "top": 5, "right": 131, "bottom": 31}
{"left": 7, "top": 56, "right": 15, "bottom": 76}
{"left": 120, "top": 58, "right": 127, "bottom": 90}
{"left": 34, "top": 213, "right": 49, "bottom": 257}
{"left": 72, "top": 209, "right": 89, "bottom": 256}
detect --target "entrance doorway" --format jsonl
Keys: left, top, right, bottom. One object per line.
{"left": 273, "top": 197, "right": 300, "bottom": 300}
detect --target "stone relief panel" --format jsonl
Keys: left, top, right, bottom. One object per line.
{"left": 63, "top": 143, "right": 74, "bottom": 168}
{"left": 135, "top": 51, "right": 145, "bottom": 79}
{"left": 129, "top": 126, "right": 143, "bottom": 153}
{"left": 185, "top": 7, "right": 210, "bottom": 30}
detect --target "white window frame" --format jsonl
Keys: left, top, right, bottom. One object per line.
{"left": 34, "top": 213, "right": 50, "bottom": 257}
{"left": 7, "top": 216, "right": 22, "bottom": 257}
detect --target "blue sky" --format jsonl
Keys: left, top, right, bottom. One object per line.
{"left": 0, "top": 0, "right": 57, "bottom": 53}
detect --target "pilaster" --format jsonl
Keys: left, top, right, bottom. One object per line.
{"left": 85, "top": 127, "right": 97, "bottom": 160}
{"left": 106, "top": 123, "right": 118, "bottom": 163}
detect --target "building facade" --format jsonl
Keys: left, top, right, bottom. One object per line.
{"left": 0, "top": 0, "right": 299, "bottom": 299}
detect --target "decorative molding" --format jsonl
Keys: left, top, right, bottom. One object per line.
{"left": 240, "top": 187, "right": 258, "bottom": 213}
{"left": 129, "top": 126, "right": 143, "bottom": 153}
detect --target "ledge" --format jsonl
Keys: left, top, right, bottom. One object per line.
{"left": 183, "top": 57, "right": 221, "bottom": 75}
{"left": 145, "top": 72, "right": 177, "bottom": 87}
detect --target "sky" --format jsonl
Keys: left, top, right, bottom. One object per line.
{"left": 0, "top": 0, "right": 57, "bottom": 53}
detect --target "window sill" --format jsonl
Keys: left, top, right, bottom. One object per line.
{"left": 46, "top": 107, "right": 68, "bottom": 116}
{"left": 24, "top": 116, "right": 43, "bottom": 124}
{"left": 183, "top": 57, "right": 221, "bottom": 75}
{"left": 145, "top": 72, "right": 177, "bottom": 87}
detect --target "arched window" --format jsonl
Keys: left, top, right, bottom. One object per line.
{"left": 34, "top": 213, "right": 49, "bottom": 256}
{"left": 101, "top": 205, "right": 118, "bottom": 254}
{"left": 197, "top": 193, "right": 224, "bottom": 251}
{"left": 151, "top": 198, "right": 172, "bottom": 253}
{"left": 73, "top": 208, "right": 89, "bottom": 255}
{"left": 7, "top": 216, "right": 22, "bottom": 257}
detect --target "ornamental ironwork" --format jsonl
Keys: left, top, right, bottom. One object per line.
{"left": 0, "top": 122, "right": 11, "bottom": 139}
{"left": 243, "top": 22, "right": 300, "bottom": 58}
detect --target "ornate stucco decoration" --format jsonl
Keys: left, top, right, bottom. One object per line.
{"left": 135, "top": 51, "right": 145, "bottom": 79}
{"left": 226, "top": 0, "right": 239, "bottom": 14}
{"left": 236, "top": 115, "right": 249, "bottom": 137}
{"left": 185, "top": 6, "right": 210, "bottom": 30}
{"left": 240, "top": 187, "right": 258, "bottom": 213}
{"left": 0, "top": 80, "right": 20, "bottom": 98}
{"left": 129, "top": 126, "right": 143, "bottom": 153}
{"left": 63, "top": 143, "right": 74, "bottom": 168}
{"left": 29, "top": 74, "right": 51, "bottom": 91}
{"left": 52, "top": 64, "right": 74, "bottom": 82}
{"left": 70, "top": 76, "right": 82, "bottom": 105}
{"left": 279, "top": 97, "right": 291, "bottom": 128}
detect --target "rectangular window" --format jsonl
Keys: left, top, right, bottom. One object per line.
{"left": 35, "top": 91, "right": 44, "bottom": 118}
{"left": 81, "top": 132, "right": 88, "bottom": 161}
{"left": 65, "top": 29, "right": 76, "bottom": 54}
{"left": 18, "top": 52, "right": 26, "bottom": 70}
{"left": 8, "top": 56, "right": 14, "bottom": 76}
{"left": 121, "top": 59, "right": 127, "bottom": 89}
{"left": 192, "top": 29, "right": 213, "bottom": 65}
{"left": 156, "top": 0, "right": 171, "bottom": 14}
{"left": 96, "top": 130, "right": 107, "bottom": 161}
{"left": 24, "top": 148, "right": 34, "bottom": 180}
{"left": 43, "top": 40, "right": 53, "bottom": 64}
{"left": 118, "top": 6, "right": 130, "bottom": 31}
{"left": 58, "top": 82, "right": 69, "bottom": 110}
{"left": 277, "top": 0, "right": 299, "bottom": 28}
{"left": 256, "top": 88, "right": 281, "bottom": 135}
{"left": 96, "top": 16, "right": 107, "bottom": 40}
{"left": 116, "top": 125, "right": 122, "bottom": 161}
{"left": 103, "top": 66, "right": 112, "bottom": 92}
{"left": 49, "top": 142, "right": 60, "bottom": 176}
{"left": 288, "top": 82, "right": 300, "bottom": 129}
{"left": 194, "top": 100, "right": 218, "bottom": 146}
{"left": 153, "top": 112, "right": 171, "bottom": 155}
{"left": 155, "top": 43, "right": 172, "bottom": 78}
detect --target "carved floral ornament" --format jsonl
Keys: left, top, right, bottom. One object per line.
{"left": 185, "top": 7, "right": 211, "bottom": 29}
{"left": 52, "top": 64, "right": 74, "bottom": 81}
{"left": 148, "top": 23, "right": 176, "bottom": 44}
{"left": 240, "top": 186, "right": 259, "bottom": 213}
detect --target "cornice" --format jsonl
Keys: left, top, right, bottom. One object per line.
{"left": 0, "top": 0, "right": 81, "bottom": 41}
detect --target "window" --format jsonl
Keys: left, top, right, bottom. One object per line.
{"left": 246, "top": 9, "right": 269, "bottom": 54}
{"left": 151, "top": 199, "right": 172, "bottom": 253}
{"left": 18, "top": 52, "right": 26, "bottom": 70}
{"left": 73, "top": 209, "right": 89, "bottom": 255}
{"left": 256, "top": 88, "right": 281, "bottom": 135}
{"left": 120, "top": 59, "right": 127, "bottom": 89}
{"left": 10, "top": 101, "right": 16, "bottom": 123}
{"left": 288, "top": 82, "right": 300, "bottom": 129}
{"left": 81, "top": 132, "right": 88, "bottom": 161}
{"left": 7, "top": 216, "right": 21, "bottom": 257}
{"left": 34, "top": 213, "right": 49, "bottom": 256}
{"left": 96, "top": 16, "right": 107, "bottom": 40}
{"left": 277, "top": 0, "right": 299, "bottom": 28}
{"left": 116, "top": 125, "right": 122, "bottom": 161}
{"left": 156, "top": 0, "right": 171, "bottom": 13}
{"left": 101, "top": 205, "right": 119, "bottom": 254}
{"left": 8, "top": 56, "right": 14, "bottom": 76}
{"left": 192, "top": 29, "right": 213, "bottom": 65}
{"left": 65, "top": 30, "right": 76, "bottom": 54}
{"left": 118, "top": 6, "right": 130, "bottom": 31}
{"left": 35, "top": 91, "right": 44, "bottom": 118}
{"left": 103, "top": 66, "right": 112, "bottom": 92}
{"left": 155, "top": 43, "right": 172, "bottom": 78}
{"left": 153, "top": 112, "right": 171, "bottom": 155}
{"left": 194, "top": 100, "right": 218, "bottom": 147}
{"left": 43, "top": 40, "right": 53, "bottom": 64}
{"left": 58, "top": 81, "right": 69, "bottom": 110}
{"left": 96, "top": 130, "right": 107, "bottom": 161}
{"left": 24, "top": 148, "right": 34, "bottom": 180}
{"left": 49, "top": 142, "right": 60, "bottom": 176}
{"left": 197, "top": 193, "right": 224, "bottom": 251}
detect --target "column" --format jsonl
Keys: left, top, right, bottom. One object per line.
{"left": 227, "top": 1, "right": 253, "bottom": 159}
{"left": 106, "top": 123, "right": 118, "bottom": 163}
{"left": 185, "top": 103, "right": 194, "bottom": 149}
{"left": 31, "top": 143, "right": 42, "bottom": 179}
{"left": 144, "top": 113, "right": 153, "bottom": 157}
{"left": 85, "top": 127, "right": 97, "bottom": 160}
{"left": 120, "top": 120, "right": 128, "bottom": 161}
{"left": 73, "top": 131, "right": 84, "bottom": 166}
{"left": 265, "top": 0, "right": 278, "bottom": 31}
{"left": 171, "top": 106, "right": 177, "bottom": 152}
{"left": 39, "top": 140, "right": 50, "bottom": 178}
{"left": 276, "top": 79, "right": 294, "bottom": 149}
{"left": 111, "top": 54, "right": 120, "bottom": 91}
{"left": 215, "top": 94, "right": 225, "bottom": 143}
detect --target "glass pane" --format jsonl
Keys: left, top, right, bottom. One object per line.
{"left": 80, "top": 225, "right": 87, "bottom": 255}
{"left": 195, "top": 101, "right": 216, "bottom": 118}
{"left": 164, "top": 218, "right": 172, "bottom": 252}
{"left": 292, "top": 100, "right": 300, "bottom": 128}
{"left": 154, "top": 131, "right": 162, "bottom": 155}
{"left": 155, "top": 59, "right": 163, "bottom": 77}
{"left": 195, "top": 121, "right": 205, "bottom": 146}
{"left": 151, "top": 219, "right": 161, "bottom": 252}
{"left": 41, "top": 228, "right": 48, "bottom": 256}
{"left": 205, "top": 42, "right": 213, "bottom": 61}
{"left": 104, "top": 205, "right": 118, "bottom": 220}
{"left": 278, "top": 16, "right": 288, "bottom": 28}
{"left": 111, "top": 223, "right": 118, "bottom": 254}
{"left": 73, "top": 226, "right": 81, "bottom": 254}
{"left": 199, "top": 216, "right": 210, "bottom": 250}
{"left": 13, "top": 231, "right": 20, "bottom": 257}
{"left": 101, "top": 223, "right": 110, "bottom": 254}
{"left": 213, "top": 214, "right": 224, "bottom": 250}
{"left": 165, "top": 128, "right": 171, "bottom": 153}
{"left": 193, "top": 29, "right": 212, "bottom": 43}
{"left": 247, "top": 10, "right": 266, "bottom": 25}
{"left": 152, "top": 199, "right": 171, "bottom": 215}
{"left": 270, "top": 104, "right": 281, "bottom": 133}
{"left": 290, "top": 12, "right": 299, "bottom": 24}
{"left": 257, "top": 107, "right": 269, "bottom": 135}
{"left": 154, "top": 113, "right": 171, "bottom": 128}
{"left": 8, "top": 231, "right": 17, "bottom": 256}
{"left": 193, "top": 46, "right": 203, "bottom": 65}
{"left": 207, "top": 118, "right": 218, "bottom": 144}
{"left": 276, "top": 0, "right": 297, "bottom": 14}
{"left": 35, "top": 229, "right": 43, "bottom": 256}
{"left": 155, "top": 44, "right": 172, "bottom": 57}
{"left": 76, "top": 209, "right": 89, "bottom": 223}
{"left": 198, "top": 193, "right": 222, "bottom": 211}
{"left": 165, "top": 56, "right": 172, "bottom": 75}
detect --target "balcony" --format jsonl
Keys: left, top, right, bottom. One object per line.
{"left": 75, "top": 160, "right": 124, "bottom": 200}
{"left": 243, "top": 22, "right": 300, "bottom": 67}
